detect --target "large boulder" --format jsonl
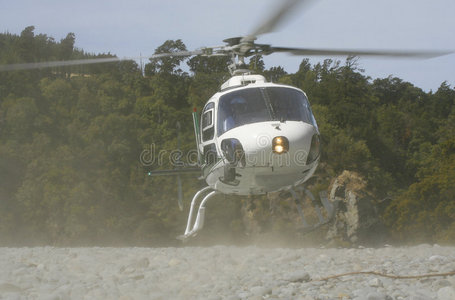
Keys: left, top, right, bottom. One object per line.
{"left": 325, "top": 170, "right": 387, "bottom": 246}
{"left": 237, "top": 170, "right": 388, "bottom": 246}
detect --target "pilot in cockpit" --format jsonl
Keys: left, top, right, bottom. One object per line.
{"left": 223, "top": 96, "right": 246, "bottom": 132}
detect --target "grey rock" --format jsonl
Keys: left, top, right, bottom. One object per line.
{"left": 433, "top": 279, "right": 452, "bottom": 289}
{"left": 250, "top": 286, "right": 272, "bottom": 296}
{"left": 0, "top": 283, "right": 23, "bottom": 293}
{"left": 167, "top": 258, "right": 181, "bottom": 267}
{"left": 278, "top": 286, "right": 297, "bottom": 298}
{"left": 447, "top": 275, "right": 455, "bottom": 288}
{"left": 366, "top": 291, "right": 387, "bottom": 300}
{"left": 429, "top": 255, "right": 447, "bottom": 262}
{"left": 285, "top": 270, "right": 311, "bottom": 282}
{"left": 352, "top": 287, "right": 377, "bottom": 298}
{"left": 410, "top": 290, "right": 435, "bottom": 300}
{"left": 132, "top": 257, "right": 150, "bottom": 269}
{"left": 368, "top": 278, "right": 383, "bottom": 287}
{"left": 237, "top": 291, "right": 250, "bottom": 299}
{"left": 437, "top": 286, "right": 455, "bottom": 300}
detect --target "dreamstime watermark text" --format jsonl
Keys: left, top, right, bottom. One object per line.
{"left": 140, "top": 140, "right": 310, "bottom": 168}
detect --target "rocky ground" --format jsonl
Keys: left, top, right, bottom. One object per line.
{"left": 1, "top": 244, "right": 455, "bottom": 299}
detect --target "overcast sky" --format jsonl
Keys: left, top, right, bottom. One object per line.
{"left": 1, "top": 0, "right": 454, "bottom": 91}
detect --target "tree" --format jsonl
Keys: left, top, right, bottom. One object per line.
{"left": 59, "top": 33, "right": 75, "bottom": 60}
{"left": 145, "top": 39, "right": 188, "bottom": 75}
{"left": 187, "top": 55, "right": 230, "bottom": 75}
{"left": 264, "top": 66, "right": 287, "bottom": 83}
{"left": 18, "top": 26, "right": 36, "bottom": 62}
{"left": 385, "top": 138, "right": 455, "bottom": 243}
{"left": 248, "top": 54, "right": 265, "bottom": 73}
{"left": 4, "top": 96, "right": 38, "bottom": 140}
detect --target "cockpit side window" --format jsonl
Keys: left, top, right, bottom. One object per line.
{"left": 201, "top": 102, "right": 215, "bottom": 141}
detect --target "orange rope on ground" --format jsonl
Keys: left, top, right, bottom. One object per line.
{"left": 314, "top": 270, "right": 455, "bottom": 282}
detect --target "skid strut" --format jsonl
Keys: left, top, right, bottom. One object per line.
{"left": 178, "top": 186, "right": 219, "bottom": 241}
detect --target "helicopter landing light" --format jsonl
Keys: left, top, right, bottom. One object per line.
{"left": 272, "top": 136, "right": 289, "bottom": 154}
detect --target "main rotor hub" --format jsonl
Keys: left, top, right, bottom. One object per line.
{"left": 223, "top": 37, "right": 243, "bottom": 46}
{"left": 224, "top": 36, "right": 262, "bottom": 75}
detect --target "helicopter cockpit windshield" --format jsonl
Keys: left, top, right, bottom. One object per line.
{"left": 217, "top": 87, "right": 317, "bottom": 136}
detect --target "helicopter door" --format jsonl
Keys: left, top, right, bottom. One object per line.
{"left": 201, "top": 103, "right": 217, "bottom": 166}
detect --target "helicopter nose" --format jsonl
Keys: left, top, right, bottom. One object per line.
{"left": 234, "top": 121, "right": 318, "bottom": 167}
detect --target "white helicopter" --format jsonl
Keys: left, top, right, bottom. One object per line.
{"left": 1, "top": 0, "right": 451, "bottom": 241}
{"left": 178, "top": 71, "right": 325, "bottom": 240}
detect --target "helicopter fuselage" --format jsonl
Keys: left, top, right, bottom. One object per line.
{"left": 196, "top": 74, "right": 320, "bottom": 196}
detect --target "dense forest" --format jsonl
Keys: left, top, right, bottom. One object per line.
{"left": 0, "top": 27, "right": 454, "bottom": 246}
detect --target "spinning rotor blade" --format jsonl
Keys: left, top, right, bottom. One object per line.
{"left": 152, "top": 49, "right": 205, "bottom": 58}
{"left": 244, "top": 0, "right": 309, "bottom": 42}
{"left": 0, "top": 49, "right": 205, "bottom": 72}
{"left": 238, "top": 0, "right": 452, "bottom": 60}
{"left": 267, "top": 46, "right": 453, "bottom": 59}
{"left": 0, "top": 57, "right": 121, "bottom": 72}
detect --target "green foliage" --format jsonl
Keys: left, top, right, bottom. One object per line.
{"left": 384, "top": 139, "right": 455, "bottom": 243}
{"left": 0, "top": 28, "right": 454, "bottom": 245}
{"left": 145, "top": 39, "right": 188, "bottom": 75}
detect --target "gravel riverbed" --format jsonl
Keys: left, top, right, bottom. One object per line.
{"left": 1, "top": 244, "right": 455, "bottom": 299}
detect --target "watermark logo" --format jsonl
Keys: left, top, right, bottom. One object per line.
{"left": 140, "top": 144, "right": 198, "bottom": 167}
{"left": 256, "top": 133, "right": 271, "bottom": 148}
{"left": 140, "top": 140, "right": 310, "bottom": 168}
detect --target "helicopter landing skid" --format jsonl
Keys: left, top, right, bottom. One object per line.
{"left": 290, "top": 188, "right": 335, "bottom": 232}
{"left": 177, "top": 186, "right": 220, "bottom": 242}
